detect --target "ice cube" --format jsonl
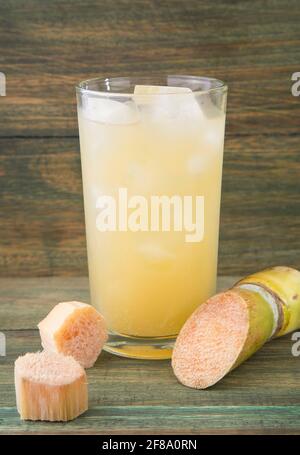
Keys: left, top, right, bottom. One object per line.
{"left": 134, "top": 84, "right": 192, "bottom": 102}
{"left": 127, "top": 162, "right": 152, "bottom": 189}
{"left": 82, "top": 96, "right": 139, "bottom": 124}
{"left": 134, "top": 85, "right": 204, "bottom": 123}
{"left": 179, "top": 95, "right": 205, "bottom": 121}
{"left": 203, "top": 117, "right": 225, "bottom": 148}
{"left": 187, "top": 154, "right": 210, "bottom": 175}
{"left": 198, "top": 93, "right": 225, "bottom": 119}
{"left": 205, "top": 127, "right": 223, "bottom": 148}
{"left": 138, "top": 242, "right": 175, "bottom": 265}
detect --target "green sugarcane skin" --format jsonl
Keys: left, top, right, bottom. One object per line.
{"left": 236, "top": 267, "right": 300, "bottom": 337}
{"left": 231, "top": 287, "right": 275, "bottom": 370}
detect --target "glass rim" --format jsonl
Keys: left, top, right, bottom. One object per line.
{"left": 76, "top": 75, "right": 228, "bottom": 97}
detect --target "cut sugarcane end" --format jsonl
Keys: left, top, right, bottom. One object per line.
{"left": 172, "top": 291, "right": 250, "bottom": 389}
{"left": 15, "top": 351, "right": 88, "bottom": 421}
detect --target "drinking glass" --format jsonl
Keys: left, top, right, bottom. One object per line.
{"left": 76, "top": 75, "right": 227, "bottom": 359}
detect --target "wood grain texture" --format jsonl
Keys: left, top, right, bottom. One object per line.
{"left": 0, "top": 0, "right": 299, "bottom": 136}
{"left": 1, "top": 405, "right": 300, "bottom": 435}
{"left": 0, "top": 0, "right": 300, "bottom": 276}
{"left": 0, "top": 135, "right": 299, "bottom": 276}
{"left": 0, "top": 277, "right": 299, "bottom": 434}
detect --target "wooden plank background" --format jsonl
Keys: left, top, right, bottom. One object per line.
{"left": 0, "top": 0, "right": 299, "bottom": 277}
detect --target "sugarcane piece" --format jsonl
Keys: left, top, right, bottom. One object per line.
{"left": 38, "top": 301, "right": 108, "bottom": 368}
{"left": 15, "top": 351, "right": 88, "bottom": 421}
{"left": 172, "top": 266, "right": 300, "bottom": 389}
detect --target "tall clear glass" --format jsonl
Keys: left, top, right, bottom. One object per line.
{"left": 76, "top": 75, "right": 227, "bottom": 359}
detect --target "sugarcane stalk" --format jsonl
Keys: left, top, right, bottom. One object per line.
{"left": 172, "top": 266, "right": 300, "bottom": 389}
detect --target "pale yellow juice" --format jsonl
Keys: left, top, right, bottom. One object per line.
{"left": 77, "top": 85, "right": 226, "bottom": 356}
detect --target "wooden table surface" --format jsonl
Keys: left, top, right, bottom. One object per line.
{"left": 0, "top": 276, "right": 299, "bottom": 435}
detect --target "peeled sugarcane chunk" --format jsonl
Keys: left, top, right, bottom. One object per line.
{"left": 172, "top": 266, "right": 300, "bottom": 389}
{"left": 15, "top": 351, "right": 88, "bottom": 421}
{"left": 38, "top": 301, "right": 108, "bottom": 368}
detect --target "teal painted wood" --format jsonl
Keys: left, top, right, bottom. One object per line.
{"left": 0, "top": 406, "right": 299, "bottom": 435}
